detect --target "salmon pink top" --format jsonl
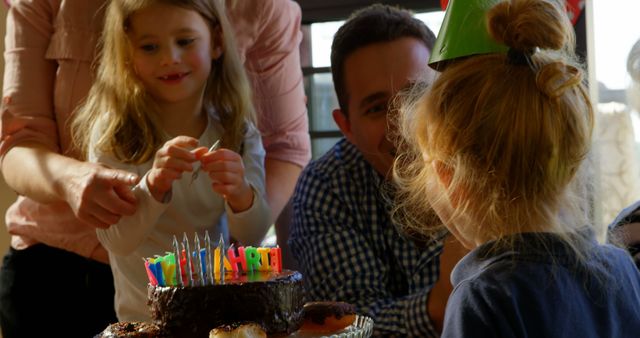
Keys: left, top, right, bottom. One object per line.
{"left": 0, "top": 0, "right": 310, "bottom": 262}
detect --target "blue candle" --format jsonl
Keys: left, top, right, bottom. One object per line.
{"left": 154, "top": 260, "right": 165, "bottom": 286}
{"left": 200, "top": 248, "right": 207, "bottom": 281}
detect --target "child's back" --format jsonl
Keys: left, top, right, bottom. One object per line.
{"left": 394, "top": 0, "right": 640, "bottom": 336}
{"left": 445, "top": 233, "right": 640, "bottom": 337}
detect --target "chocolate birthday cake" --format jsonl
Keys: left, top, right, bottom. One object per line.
{"left": 98, "top": 234, "right": 305, "bottom": 338}
{"left": 148, "top": 270, "right": 304, "bottom": 338}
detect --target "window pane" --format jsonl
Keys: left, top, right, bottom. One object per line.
{"left": 309, "top": 11, "right": 445, "bottom": 68}
{"left": 414, "top": 11, "right": 445, "bottom": 36}
{"left": 311, "top": 21, "right": 344, "bottom": 68}
{"left": 304, "top": 73, "right": 339, "bottom": 132}
{"left": 594, "top": 0, "right": 640, "bottom": 91}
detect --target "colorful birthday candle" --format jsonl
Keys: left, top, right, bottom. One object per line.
{"left": 154, "top": 259, "right": 165, "bottom": 286}
{"left": 147, "top": 258, "right": 159, "bottom": 283}
{"left": 194, "top": 233, "right": 205, "bottom": 286}
{"left": 257, "top": 247, "right": 271, "bottom": 272}
{"left": 160, "top": 253, "right": 176, "bottom": 286}
{"left": 204, "top": 231, "right": 214, "bottom": 285}
{"left": 270, "top": 246, "right": 282, "bottom": 272}
{"left": 172, "top": 235, "right": 183, "bottom": 287}
{"left": 144, "top": 259, "right": 158, "bottom": 286}
{"left": 182, "top": 233, "right": 193, "bottom": 286}
{"left": 227, "top": 244, "right": 248, "bottom": 272}
{"left": 218, "top": 234, "right": 225, "bottom": 284}
{"left": 244, "top": 247, "right": 261, "bottom": 273}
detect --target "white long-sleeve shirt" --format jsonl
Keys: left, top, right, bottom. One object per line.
{"left": 92, "top": 113, "right": 271, "bottom": 321}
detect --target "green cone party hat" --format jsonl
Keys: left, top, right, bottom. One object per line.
{"left": 429, "top": 0, "right": 508, "bottom": 70}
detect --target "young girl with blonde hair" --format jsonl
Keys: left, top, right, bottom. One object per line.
{"left": 394, "top": 0, "right": 640, "bottom": 336}
{"left": 71, "top": 0, "right": 270, "bottom": 321}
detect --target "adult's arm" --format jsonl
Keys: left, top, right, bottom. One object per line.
{"left": 268, "top": 159, "right": 301, "bottom": 224}
{"left": 0, "top": 0, "right": 138, "bottom": 229}
{"left": 94, "top": 171, "right": 167, "bottom": 256}
{"left": 234, "top": 0, "right": 311, "bottom": 221}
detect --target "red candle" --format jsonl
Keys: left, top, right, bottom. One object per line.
{"left": 227, "top": 246, "right": 247, "bottom": 272}
{"left": 144, "top": 260, "right": 158, "bottom": 286}
{"left": 269, "top": 247, "right": 282, "bottom": 272}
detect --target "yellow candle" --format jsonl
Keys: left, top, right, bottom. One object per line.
{"left": 257, "top": 247, "right": 271, "bottom": 271}
{"left": 214, "top": 247, "right": 232, "bottom": 279}
{"left": 160, "top": 253, "right": 176, "bottom": 286}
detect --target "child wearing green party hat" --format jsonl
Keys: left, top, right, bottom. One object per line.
{"left": 393, "top": 0, "right": 640, "bottom": 336}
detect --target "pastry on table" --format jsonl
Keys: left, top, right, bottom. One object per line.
{"left": 209, "top": 322, "right": 267, "bottom": 338}
{"left": 95, "top": 321, "right": 160, "bottom": 338}
{"left": 299, "top": 301, "right": 357, "bottom": 334}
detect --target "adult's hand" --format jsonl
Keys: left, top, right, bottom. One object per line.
{"left": 63, "top": 161, "right": 139, "bottom": 229}
{"left": 1, "top": 144, "right": 139, "bottom": 229}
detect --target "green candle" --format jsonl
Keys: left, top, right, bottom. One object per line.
{"left": 244, "top": 247, "right": 261, "bottom": 272}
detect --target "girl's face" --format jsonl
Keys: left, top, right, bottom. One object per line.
{"left": 128, "top": 3, "right": 222, "bottom": 105}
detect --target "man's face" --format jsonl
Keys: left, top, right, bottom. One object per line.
{"left": 333, "top": 37, "right": 433, "bottom": 177}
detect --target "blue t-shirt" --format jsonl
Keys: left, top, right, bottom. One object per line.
{"left": 443, "top": 232, "right": 640, "bottom": 338}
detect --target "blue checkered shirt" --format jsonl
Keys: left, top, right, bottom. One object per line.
{"left": 289, "top": 139, "right": 444, "bottom": 337}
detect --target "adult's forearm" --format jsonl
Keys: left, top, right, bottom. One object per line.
{"left": 1, "top": 143, "right": 75, "bottom": 203}
{"left": 265, "top": 158, "right": 301, "bottom": 223}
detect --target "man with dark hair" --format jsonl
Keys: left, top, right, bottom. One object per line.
{"left": 289, "top": 5, "right": 465, "bottom": 336}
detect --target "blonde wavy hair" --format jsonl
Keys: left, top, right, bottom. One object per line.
{"left": 71, "top": 0, "right": 255, "bottom": 164}
{"left": 393, "top": 0, "right": 594, "bottom": 252}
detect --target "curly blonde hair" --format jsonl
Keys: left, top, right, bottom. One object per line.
{"left": 393, "top": 0, "right": 594, "bottom": 252}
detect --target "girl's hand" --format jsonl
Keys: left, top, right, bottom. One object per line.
{"left": 147, "top": 136, "right": 201, "bottom": 202}
{"left": 65, "top": 161, "right": 139, "bottom": 229}
{"left": 201, "top": 148, "right": 253, "bottom": 212}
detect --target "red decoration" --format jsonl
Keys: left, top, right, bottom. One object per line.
{"left": 565, "top": 0, "right": 584, "bottom": 25}
{"left": 438, "top": 0, "right": 583, "bottom": 25}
